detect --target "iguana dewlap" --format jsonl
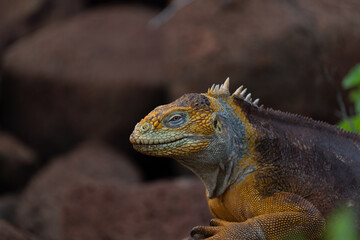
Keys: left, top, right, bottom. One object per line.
{"left": 129, "top": 78, "right": 360, "bottom": 240}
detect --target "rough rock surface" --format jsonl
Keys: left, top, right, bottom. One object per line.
{"left": 0, "top": 220, "right": 37, "bottom": 240}
{"left": 40, "top": 0, "right": 86, "bottom": 23}
{"left": 0, "top": 131, "right": 37, "bottom": 192}
{"left": 61, "top": 179, "right": 211, "bottom": 240}
{"left": 15, "top": 140, "right": 141, "bottom": 240}
{"left": 0, "top": 0, "right": 42, "bottom": 53}
{"left": 0, "top": 0, "right": 85, "bottom": 54}
{"left": 0, "top": 194, "right": 18, "bottom": 221}
{"left": 164, "top": 0, "right": 360, "bottom": 123}
{"left": 1, "top": 6, "right": 165, "bottom": 156}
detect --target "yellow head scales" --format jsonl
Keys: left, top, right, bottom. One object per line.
{"left": 130, "top": 93, "right": 220, "bottom": 157}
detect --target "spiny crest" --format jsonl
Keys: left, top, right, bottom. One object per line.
{"left": 208, "top": 77, "right": 230, "bottom": 96}
{"left": 207, "top": 77, "right": 260, "bottom": 107}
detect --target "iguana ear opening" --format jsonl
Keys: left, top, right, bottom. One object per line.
{"left": 214, "top": 119, "right": 222, "bottom": 133}
{"left": 213, "top": 114, "right": 235, "bottom": 136}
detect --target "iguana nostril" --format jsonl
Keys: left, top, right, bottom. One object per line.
{"left": 139, "top": 122, "right": 151, "bottom": 133}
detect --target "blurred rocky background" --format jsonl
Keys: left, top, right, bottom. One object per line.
{"left": 0, "top": 0, "right": 359, "bottom": 239}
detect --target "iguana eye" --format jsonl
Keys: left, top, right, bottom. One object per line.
{"left": 163, "top": 112, "right": 188, "bottom": 128}
{"left": 169, "top": 115, "right": 181, "bottom": 122}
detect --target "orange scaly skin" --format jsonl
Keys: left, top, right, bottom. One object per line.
{"left": 130, "top": 79, "right": 360, "bottom": 240}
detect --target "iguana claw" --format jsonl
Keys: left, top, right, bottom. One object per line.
{"left": 191, "top": 225, "right": 219, "bottom": 239}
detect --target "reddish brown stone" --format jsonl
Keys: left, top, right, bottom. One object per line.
{"left": 0, "top": 220, "right": 37, "bottom": 240}
{"left": 41, "top": 0, "right": 85, "bottom": 23}
{"left": 0, "top": 194, "right": 19, "bottom": 221}
{"left": 0, "top": 0, "right": 85, "bottom": 54}
{"left": 0, "top": 131, "right": 38, "bottom": 192}
{"left": 62, "top": 178, "right": 211, "bottom": 240}
{"left": 15, "top": 140, "right": 141, "bottom": 240}
{"left": 0, "top": 0, "right": 42, "bottom": 53}
{"left": 163, "top": 0, "right": 360, "bottom": 123}
{"left": 1, "top": 6, "right": 165, "bottom": 155}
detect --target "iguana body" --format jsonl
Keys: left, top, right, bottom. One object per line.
{"left": 129, "top": 79, "right": 360, "bottom": 240}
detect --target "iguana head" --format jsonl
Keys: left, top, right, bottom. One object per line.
{"left": 130, "top": 78, "right": 259, "bottom": 197}
{"left": 130, "top": 92, "right": 220, "bottom": 157}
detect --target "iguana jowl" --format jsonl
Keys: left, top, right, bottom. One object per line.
{"left": 129, "top": 78, "right": 360, "bottom": 240}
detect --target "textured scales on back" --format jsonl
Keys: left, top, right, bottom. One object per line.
{"left": 130, "top": 78, "right": 360, "bottom": 240}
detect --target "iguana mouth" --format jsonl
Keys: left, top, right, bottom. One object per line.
{"left": 132, "top": 136, "right": 186, "bottom": 146}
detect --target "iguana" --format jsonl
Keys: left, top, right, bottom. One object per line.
{"left": 129, "top": 78, "right": 360, "bottom": 240}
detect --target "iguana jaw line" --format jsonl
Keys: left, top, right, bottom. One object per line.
{"left": 131, "top": 135, "right": 186, "bottom": 146}
{"left": 130, "top": 135, "right": 189, "bottom": 155}
{"left": 130, "top": 132, "right": 210, "bottom": 157}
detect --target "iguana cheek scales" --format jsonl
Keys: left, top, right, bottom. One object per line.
{"left": 130, "top": 78, "right": 360, "bottom": 240}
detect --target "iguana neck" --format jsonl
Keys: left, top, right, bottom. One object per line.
{"left": 175, "top": 98, "right": 263, "bottom": 199}
{"left": 176, "top": 114, "right": 258, "bottom": 199}
{"left": 177, "top": 141, "right": 257, "bottom": 199}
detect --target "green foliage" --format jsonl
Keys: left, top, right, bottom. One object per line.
{"left": 343, "top": 64, "right": 360, "bottom": 89}
{"left": 338, "top": 116, "right": 360, "bottom": 133}
{"left": 325, "top": 206, "right": 359, "bottom": 240}
{"left": 339, "top": 64, "right": 360, "bottom": 133}
{"left": 349, "top": 89, "right": 360, "bottom": 114}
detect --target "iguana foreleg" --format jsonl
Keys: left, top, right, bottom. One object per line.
{"left": 191, "top": 212, "right": 324, "bottom": 240}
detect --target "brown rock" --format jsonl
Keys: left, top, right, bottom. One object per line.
{"left": 0, "top": 0, "right": 42, "bottom": 53}
{"left": 163, "top": 0, "right": 360, "bottom": 123}
{"left": 0, "top": 0, "right": 85, "bottom": 54}
{"left": 1, "top": 6, "right": 165, "bottom": 155}
{"left": 0, "top": 220, "right": 37, "bottom": 240}
{"left": 62, "top": 178, "right": 211, "bottom": 240}
{"left": 0, "top": 194, "right": 19, "bottom": 221}
{"left": 40, "top": 0, "right": 85, "bottom": 23}
{"left": 0, "top": 131, "right": 38, "bottom": 192}
{"left": 15, "top": 140, "right": 141, "bottom": 240}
